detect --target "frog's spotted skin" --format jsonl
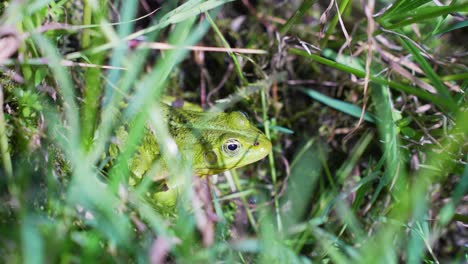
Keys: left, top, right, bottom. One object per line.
{"left": 166, "top": 105, "right": 271, "bottom": 175}
{"left": 113, "top": 104, "right": 272, "bottom": 181}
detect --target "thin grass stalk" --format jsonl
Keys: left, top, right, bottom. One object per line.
{"left": 320, "top": 0, "right": 352, "bottom": 48}
{"left": 400, "top": 38, "right": 456, "bottom": 107}
{"left": 0, "top": 85, "right": 12, "bottom": 179}
{"left": 231, "top": 169, "right": 258, "bottom": 232}
{"left": 82, "top": 0, "right": 93, "bottom": 49}
{"left": 279, "top": 0, "right": 316, "bottom": 35}
{"left": 382, "top": 3, "right": 468, "bottom": 30}
{"left": 261, "top": 85, "right": 281, "bottom": 231}
{"left": 81, "top": 1, "right": 110, "bottom": 150}
{"left": 206, "top": 12, "right": 248, "bottom": 85}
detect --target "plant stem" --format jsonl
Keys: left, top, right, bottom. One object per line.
{"left": 320, "top": 0, "right": 351, "bottom": 48}
{"left": 80, "top": 0, "right": 105, "bottom": 150}
{"left": 279, "top": 0, "right": 316, "bottom": 35}
{"left": 261, "top": 85, "right": 282, "bottom": 231}
{"left": 206, "top": 12, "right": 248, "bottom": 85}
{"left": 0, "top": 85, "right": 12, "bottom": 178}
{"left": 231, "top": 170, "right": 258, "bottom": 232}
{"left": 82, "top": 0, "right": 92, "bottom": 49}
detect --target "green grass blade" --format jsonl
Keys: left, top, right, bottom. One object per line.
{"left": 383, "top": 3, "right": 468, "bottom": 30}
{"left": 21, "top": 214, "right": 44, "bottom": 264}
{"left": 0, "top": 86, "right": 12, "bottom": 178}
{"left": 282, "top": 139, "right": 321, "bottom": 233}
{"left": 438, "top": 162, "right": 468, "bottom": 226}
{"left": 206, "top": 12, "right": 248, "bottom": 85}
{"left": 290, "top": 48, "right": 454, "bottom": 112}
{"left": 400, "top": 38, "right": 456, "bottom": 110}
{"left": 320, "top": 0, "right": 352, "bottom": 48}
{"left": 31, "top": 34, "right": 80, "bottom": 148}
{"left": 299, "top": 87, "right": 377, "bottom": 123}
{"left": 359, "top": 82, "right": 408, "bottom": 262}
{"left": 379, "top": 0, "right": 432, "bottom": 21}
{"left": 279, "top": 0, "right": 316, "bottom": 35}
{"left": 433, "top": 20, "right": 468, "bottom": 35}
{"left": 65, "top": 0, "right": 234, "bottom": 60}
{"left": 32, "top": 33, "right": 133, "bottom": 247}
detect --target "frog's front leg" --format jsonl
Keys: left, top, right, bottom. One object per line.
{"left": 151, "top": 185, "right": 179, "bottom": 212}
{"left": 150, "top": 175, "right": 218, "bottom": 246}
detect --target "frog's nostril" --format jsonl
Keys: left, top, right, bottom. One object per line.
{"left": 253, "top": 141, "right": 260, "bottom": 146}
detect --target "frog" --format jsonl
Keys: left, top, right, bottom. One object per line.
{"left": 108, "top": 101, "right": 272, "bottom": 207}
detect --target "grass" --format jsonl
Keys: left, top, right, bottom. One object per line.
{"left": 0, "top": 0, "right": 467, "bottom": 263}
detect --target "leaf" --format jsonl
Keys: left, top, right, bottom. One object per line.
{"left": 299, "top": 87, "right": 377, "bottom": 123}
{"left": 383, "top": 3, "right": 468, "bottom": 30}
{"left": 290, "top": 48, "right": 453, "bottom": 112}
{"left": 283, "top": 139, "right": 322, "bottom": 227}
{"left": 434, "top": 20, "right": 468, "bottom": 35}
{"left": 400, "top": 38, "right": 457, "bottom": 112}
{"left": 269, "top": 125, "right": 294, "bottom": 134}
{"left": 380, "top": 0, "right": 432, "bottom": 21}
{"left": 21, "top": 214, "right": 44, "bottom": 264}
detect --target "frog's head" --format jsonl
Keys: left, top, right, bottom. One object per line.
{"left": 192, "top": 111, "right": 272, "bottom": 176}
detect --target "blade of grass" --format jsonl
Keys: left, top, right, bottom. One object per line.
{"left": 81, "top": 65, "right": 104, "bottom": 150}
{"left": 313, "top": 227, "right": 358, "bottom": 263}
{"left": 361, "top": 101, "right": 467, "bottom": 263}
{"left": 206, "top": 11, "right": 248, "bottom": 85}
{"left": 32, "top": 34, "right": 80, "bottom": 147}
{"left": 289, "top": 48, "right": 455, "bottom": 112}
{"left": 260, "top": 83, "right": 281, "bottom": 231}
{"left": 125, "top": 16, "right": 211, "bottom": 117}
{"left": 279, "top": 0, "right": 316, "bottom": 35}
{"left": 426, "top": 72, "right": 468, "bottom": 82}
{"left": 378, "top": 0, "right": 432, "bottom": 21}
{"left": 336, "top": 131, "right": 375, "bottom": 185}
{"left": 320, "top": 0, "right": 352, "bottom": 48}
{"left": 400, "top": 38, "right": 456, "bottom": 107}
{"left": 283, "top": 139, "right": 321, "bottom": 229}
{"left": 81, "top": 0, "right": 138, "bottom": 150}
{"left": 438, "top": 162, "right": 468, "bottom": 226}
{"left": 358, "top": 79, "right": 407, "bottom": 262}
{"left": 433, "top": 20, "right": 468, "bottom": 35}
{"left": 106, "top": 18, "right": 198, "bottom": 195}
{"left": 103, "top": 0, "right": 155, "bottom": 104}
{"left": 0, "top": 85, "right": 12, "bottom": 179}
{"left": 382, "top": 3, "right": 468, "bottom": 30}
{"left": 215, "top": 189, "right": 255, "bottom": 201}
{"left": 81, "top": 0, "right": 93, "bottom": 49}
{"left": 428, "top": 0, "right": 461, "bottom": 38}
{"left": 65, "top": 0, "right": 234, "bottom": 60}
{"left": 21, "top": 214, "right": 44, "bottom": 264}
{"left": 230, "top": 170, "right": 258, "bottom": 231}
{"left": 88, "top": 49, "right": 148, "bottom": 163}
{"left": 32, "top": 33, "right": 133, "bottom": 246}
{"left": 91, "top": 4, "right": 216, "bottom": 164}
{"left": 299, "top": 87, "right": 377, "bottom": 123}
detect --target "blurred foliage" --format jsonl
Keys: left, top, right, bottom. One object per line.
{"left": 0, "top": 0, "right": 467, "bottom": 263}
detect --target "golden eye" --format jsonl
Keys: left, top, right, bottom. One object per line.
{"left": 223, "top": 139, "right": 241, "bottom": 156}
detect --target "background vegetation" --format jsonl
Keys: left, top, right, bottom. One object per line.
{"left": 0, "top": 0, "right": 467, "bottom": 263}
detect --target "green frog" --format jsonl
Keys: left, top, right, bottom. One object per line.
{"left": 109, "top": 101, "right": 272, "bottom": 186}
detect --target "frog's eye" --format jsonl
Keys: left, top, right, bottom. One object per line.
{"left": 240, "top": 111, "right": 249, "bottom": 119}
{"left": 223, "top": 138, "right": 242, "bottom": 156}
